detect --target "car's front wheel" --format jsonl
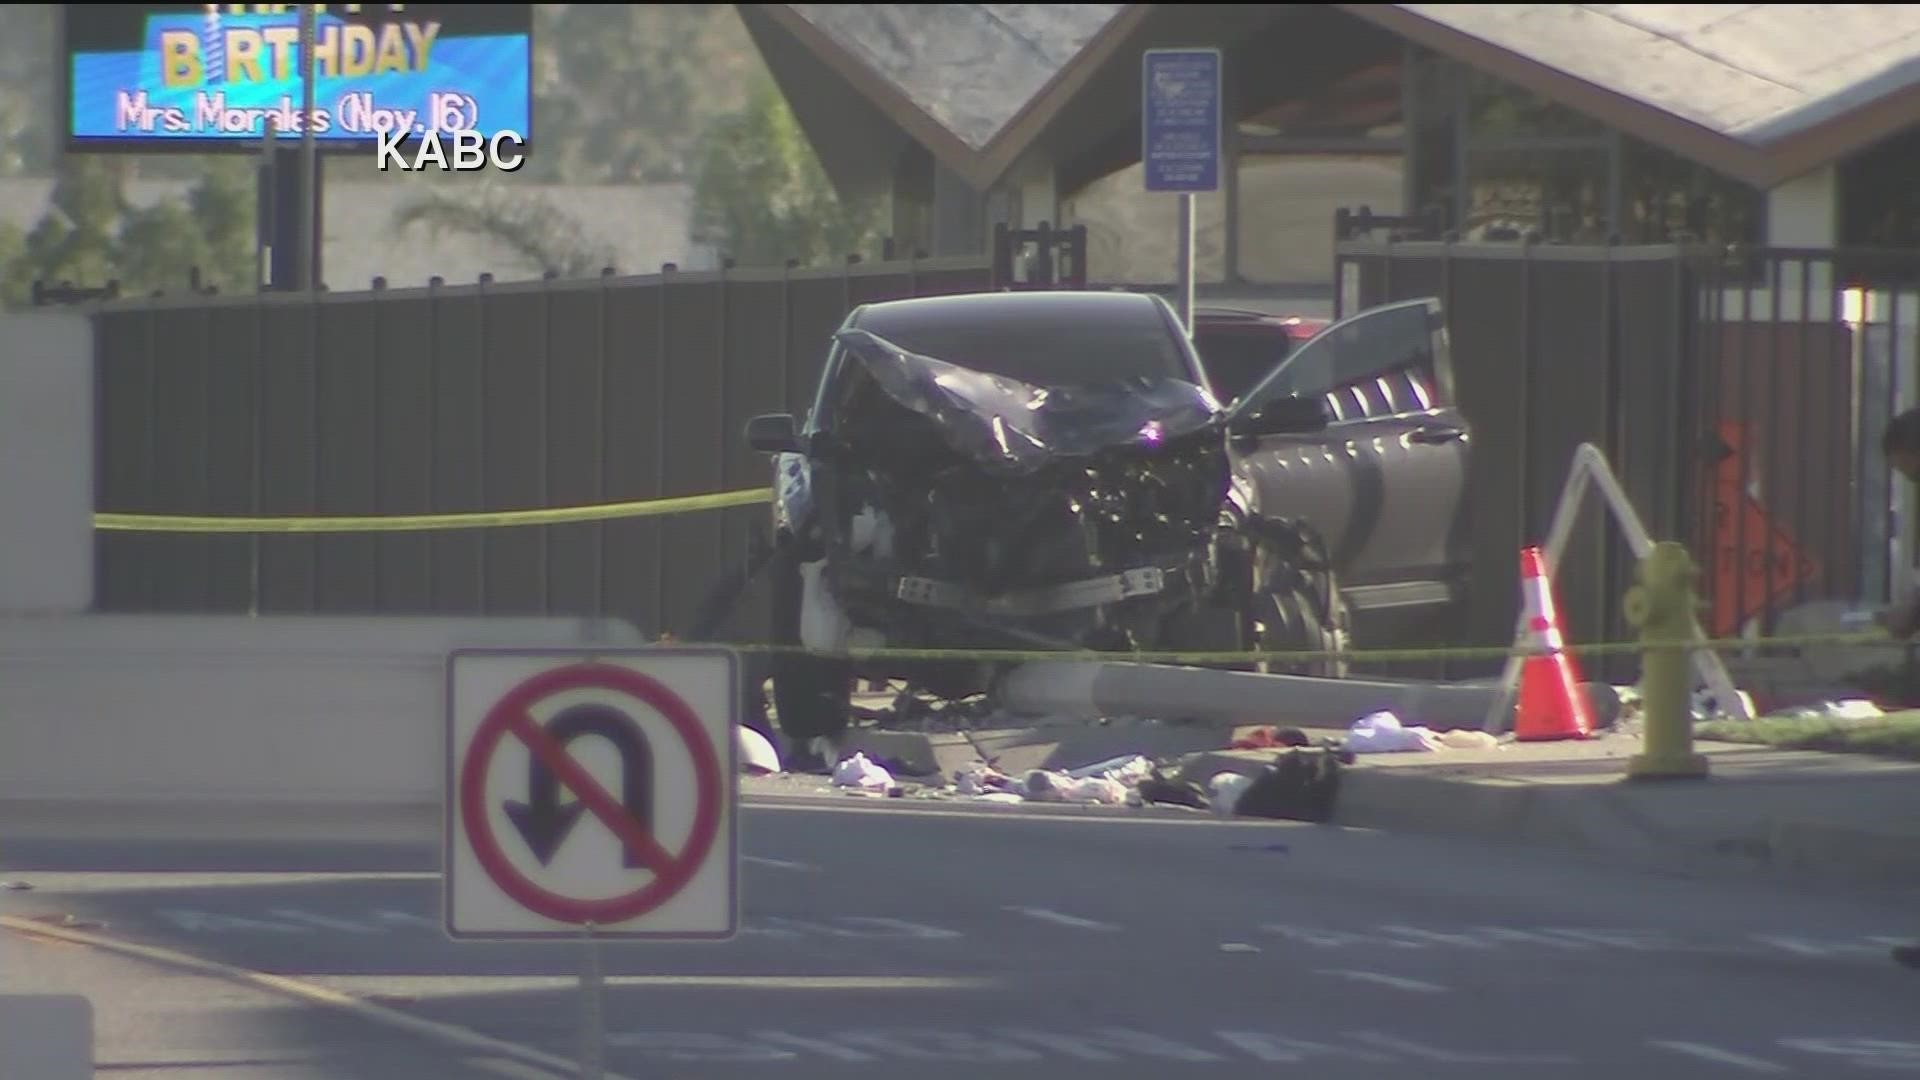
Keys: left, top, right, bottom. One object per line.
{"left": 1244, "top": 527, "right": 1351, "bottom": 679}
{"left": 767, "top": 546, "right": 854, "bottom": 750}
{"left": 1247, "top": 582, "right": 1351, "bottom": 679}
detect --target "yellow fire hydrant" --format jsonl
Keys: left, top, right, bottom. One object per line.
{"left": 1623, "top": 541, "right": 1711, "bottom": 781}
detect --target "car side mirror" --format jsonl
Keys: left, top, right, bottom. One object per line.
{"left": 1233, "top": 394, "right": 1329, "bottom": 439}
{"left": 745, "top": 413, "right": 802, "bottom": 454}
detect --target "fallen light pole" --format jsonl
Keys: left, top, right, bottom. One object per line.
{"left": 994, "top": 659, "right": 1618, "bottom": 732}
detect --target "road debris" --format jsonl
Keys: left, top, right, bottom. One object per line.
{"left": 831, "top": 752, "right": 896, "bottom": 793}
{"left": 1347, "top": 711, "right": 1445, "bottom": 754}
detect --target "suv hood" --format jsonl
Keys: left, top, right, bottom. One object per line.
{"left": 834, "top": 328, "right": 1223, "bottom": 475}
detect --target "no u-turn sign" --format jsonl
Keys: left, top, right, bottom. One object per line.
{"left": 443, "top": 648, "right": 740, "bottom": 942}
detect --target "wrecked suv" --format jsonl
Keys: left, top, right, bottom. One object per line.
{"left": 745, "top": 290, "right": 1473, "bottom": 743}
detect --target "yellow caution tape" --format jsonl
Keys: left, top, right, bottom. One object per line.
{"left": 88, "top": 489, "right": 1909, "bottom": 666}
{"left": 673, "top": 630, "right": 1903, "bottom": 666}
{"left": 93, "top": 487, "right": 773, "bottom": 534}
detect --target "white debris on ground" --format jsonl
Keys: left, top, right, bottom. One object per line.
{"left": 1438, "top": 728, "right": 1500, "bottom": 750}
{"left": 793, "top": 707, "right": 1531, "bottom": 813}
{"left": 779, "top": 677, "right": 1815, "bottom": 815}
{"left": 1775, "top": 698, "right": 1885, "bottom": 721}
{"left": 1688, "top": 686, "right": 1760, "bottom": 723}
{"left": 951, "top": 759, "right": 1142, "bottom": 806}
{"left": 830, "top": 751, "right": 896, "bottom": 792}
{"left": 1208, "top": 772, "right": 1253, "bottom": 817}
{"left": 1346, "top": 711, "right": 1445, "bottom": 754}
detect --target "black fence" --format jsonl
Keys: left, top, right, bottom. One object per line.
{"left": 90, "top": 256, "right": 995, "bottom": 643}
{"left": 1336, "top": 235, "right": 1920, "bottom": 680}
{"left": 82, "top": 224, "right": 1920, "bottom": 683}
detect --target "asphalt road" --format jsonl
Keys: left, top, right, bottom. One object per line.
{"left": 5, "top": 786, "right": 1920, "bottom": 1079}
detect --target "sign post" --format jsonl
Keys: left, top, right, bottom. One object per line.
{"left": 446, "top": 647, "right": 741, "bottom": 1078}
{"left": 1142, "top": 48, "right": 1222, "bottom": 336}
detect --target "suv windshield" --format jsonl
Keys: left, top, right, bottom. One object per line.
{"left": 853, "top": 303, "right": 1194, "bottom": 389}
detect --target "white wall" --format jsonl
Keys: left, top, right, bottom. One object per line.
{"left": 1762, "top": 165, "right": 1841, "bottom": 326}
{"left": 1060, "top": 154, "right": 1405, "bottom": 286}
{"left": 1766, "top": 165, "right": 1839, "bottom": 247}
{"left": 0, "top": 312, "right": 94, "bottom": 615}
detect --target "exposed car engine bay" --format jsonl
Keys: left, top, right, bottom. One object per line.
{"left": 795, "top": 329, "right": 1236, "bottom": 657}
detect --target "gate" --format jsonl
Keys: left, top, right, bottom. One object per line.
{"left": 1336, "top": 229, "right": 1920, "bottom": 678}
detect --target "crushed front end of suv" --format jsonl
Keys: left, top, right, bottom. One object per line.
{"left": 748, "top": 292, "right": 1246, "bottom": 741}
{"left": 812, "top": 326, "right": 1231, "bottom": 652}
{"left": 745, "top": 289, "right": 1475, "bottom": 748}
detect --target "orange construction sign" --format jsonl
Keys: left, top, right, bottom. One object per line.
{"left": 1705, "top": 422, "right": 1820, "bottom": 636}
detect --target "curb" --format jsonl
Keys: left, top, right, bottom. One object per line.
{"left": 1172, "top": 746, "right": 1920, "bottom": 893}
{"left": 1324, "top": 764, "right": 1920, "bottom": 893}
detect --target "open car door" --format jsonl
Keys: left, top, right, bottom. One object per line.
{"left": 1224, "top": 298, "right": 1471, "bottom": 626}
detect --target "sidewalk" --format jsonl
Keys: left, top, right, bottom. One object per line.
{"left": 822, "top": 688, "right": 1920, "bottom": 897}
{"left": 1182, "top": 730, "right": 1920, "bottom": 895}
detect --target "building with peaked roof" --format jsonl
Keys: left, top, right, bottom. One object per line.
{"left": 739, "top": 3, "right": 1920, "bottom": 290}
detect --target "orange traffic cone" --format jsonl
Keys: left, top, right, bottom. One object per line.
{"left": 1513, "top": 546, "right": 1594, "bottom": 742}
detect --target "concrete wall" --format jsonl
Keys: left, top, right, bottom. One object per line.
{"left": 0, "top": 312, "right": 93, "bottom": 615}
{"left": 0, "top": 615, "right": 646, "bottom": 846}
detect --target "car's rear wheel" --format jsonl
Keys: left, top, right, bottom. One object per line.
{"left": 768, "top": 547, "right": 854, "bottom": 748}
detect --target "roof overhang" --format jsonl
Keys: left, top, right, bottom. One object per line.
{"left": 1338, "top": 4, "right": 1920, "bottom": 189}
{"left": 743, "top": 3, "right": 1153, "bottom": 194}
{"left": 735, "top": 5, "right": 913, "bottom": 201}
{"left": 748, "top": 2, "right": 1920, "bottom": 200}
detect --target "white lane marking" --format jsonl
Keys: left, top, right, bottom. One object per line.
{"left": 1778, "top": 1037, "right": 1920, "bottom": 1069}
{"left": 994, "top": 1029, "right": 1228, "bottom": 1063}
{"left": 1216, "top": 1032, "right": 1396, "bottom": 1064}
{"left": 157, "top": 908, "right": 308, "bottom": 934}
{"left": 606, "top": 1033, "right": 799, "bottom": 1062}
{"left": 589, "top": 1028, "right": 1598, "bottom": 1065}
{"left": 1260, "top": 922, "right": 1904, "bottom": 959}
{"left": 1650, "top": 1041, "right": 1790, "bottom": 1073}
{"left": 1347, "top": 1031, "right": 1581, "bottom": 1065}
{"left": 311, "top": 975, "right": 996, "bottom": 999}
{"left": 468, "top": 1057, "right": 569, "bottom": 1080}
{"left": 742, "top": 855, "right": 818, "bottom": 872}
{"left": 271, "top": 908, "right": 380, "bottom": 934}
{"left": 1003, "top": 906, "right": 1121, "bottom": 932}
{"left": 1378, "top": 925, "right": 1497, "bottom": 949}
{"left": 1753, "top": 934, "right": 1915, "bottom": 958}
{"left": 372, "top": 909, "right": 443, "bottom": 931}
{"left": 751, "top": 1031, "right": 877, "bottom": 1062}
{"left": 831, "top": 1030, "right": 1045, "bottom": 1063}
{"left": 0, "top": 915, "right": 643, "bottom": 1080}
{"left": 147, "top": 907, "right": 965, "bottom": 943}
{"left": 1316, "top": 969, "right": 1448, "bottom": 993}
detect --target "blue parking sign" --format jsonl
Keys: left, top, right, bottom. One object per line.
{"left": 1142, "top": 49, "right": 1221, "bottom": 193}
